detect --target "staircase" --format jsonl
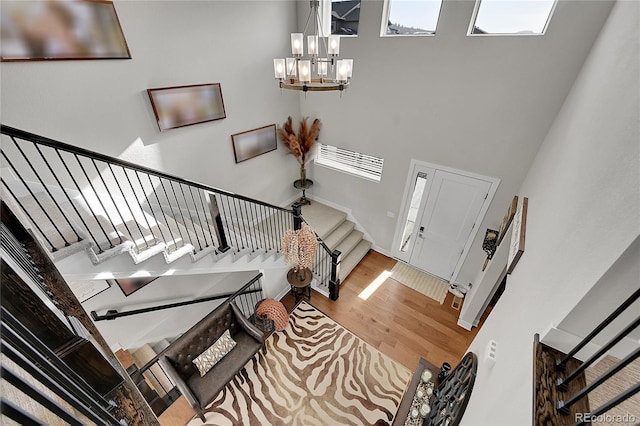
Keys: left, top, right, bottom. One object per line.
{"left": 1, "top": 125, "right": 371, "bottom": 299}
{"left": 301, "top": 201, "right": 372, "bottom": 295}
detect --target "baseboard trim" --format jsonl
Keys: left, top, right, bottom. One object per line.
{"left": 457, "top": 319, "right": 473, "bottom": 331}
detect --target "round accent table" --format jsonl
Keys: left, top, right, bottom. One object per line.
{"left": 287, "top": 268, "right": 313, "bottom": 304}
{"left": 293, "top": 179, "right": 313, "bottom": 205}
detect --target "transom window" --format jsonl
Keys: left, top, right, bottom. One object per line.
{"left": 469, "top": 0, "right": 557, "bottom": 35}
{"left": 381, "top": 0, "right": 444, "bottom": 36}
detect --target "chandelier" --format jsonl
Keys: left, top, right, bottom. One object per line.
{"left": 273, "top": 1, "right": 353, "bottom": 92}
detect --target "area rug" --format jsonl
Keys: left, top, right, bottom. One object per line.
{"left": 390, "top": 262, "right": 449, "bottom": 304}
{"left": 190, "top": 301, "right": 412, "bottom": 426}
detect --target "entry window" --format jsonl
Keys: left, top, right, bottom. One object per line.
{"left": 382, "top": 0, "right": 443, "bottom": 36}
{"left": 469, "top": 0, "right": 557, "bottom": 35}
{"left": 400, "top": 172, "right": 427, "bottom": 252}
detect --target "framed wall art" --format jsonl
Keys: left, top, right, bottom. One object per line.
{"left": 147, "top": 83, "right": 226, "bottom": 131}
{"left": 231, "top": 124, "right": 278, "bottom": 163}
{"left": 1, "top": 0, "right": 131, "bottom": 62}
{"left": 507, "top": 196, "right": 528, "bottom": 274}
{"left": 111, "top": 276, "right": 159, "bottom": 297}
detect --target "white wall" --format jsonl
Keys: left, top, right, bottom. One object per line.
{"left": 461, "top": 1, "right": 639, "bottom": 424}
{"left": 554, "top": 236, "right": 640, "bottom": 357}
{"left": 81, "top": 268, "right": 290, "bottom": 350}
{"left": 299, "top": 0, "right": 614, "bottom": 287}
{"left": 1, "top": 1, "right": 301, "bottom": 205}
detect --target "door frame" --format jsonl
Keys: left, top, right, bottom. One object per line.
{"left": 391, "top": 159, "right": 500, "bottom": 284}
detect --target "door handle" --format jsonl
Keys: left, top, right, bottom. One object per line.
{"left": 418, "top": 226, "right": 425, "bottom": 238}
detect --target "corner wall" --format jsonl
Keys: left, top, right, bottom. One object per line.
{"left": 461, "top": 1, "right": 639, "bottom": 424}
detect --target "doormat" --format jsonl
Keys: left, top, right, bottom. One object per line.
{"left": 390, "top": 262, "right": 449, "bottom": 304}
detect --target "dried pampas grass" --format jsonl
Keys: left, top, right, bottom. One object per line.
{"left": 278, "top": 116, "right": 321, "bottom": 165}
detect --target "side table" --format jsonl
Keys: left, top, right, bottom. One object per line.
{"left": 393, "top": 357, "right": 440, "bottom": 426}
{"left": 293, "top": 179, "right": 313, "bottom": 205}
{"left": 287, "top": 268, "right": 312, "bottom": 304}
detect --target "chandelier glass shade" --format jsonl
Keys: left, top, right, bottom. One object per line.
{"left": 274, "top": 1, "right": 353, "bottom": 92}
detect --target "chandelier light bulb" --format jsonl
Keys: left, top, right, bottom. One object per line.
{"left": 318, "top": 61, "right": 328, "bottom": 76}
{"left": 273, "top": 59, "right": 286, "bottom": 79}
{"left": 291, "top": 33, "right": 303, "bottom": 56}
{"left": 308, "top": 35, "right": 318, "bottom": 56}
{"left": 299, "top": 60, "right": 311, "bottom": 83}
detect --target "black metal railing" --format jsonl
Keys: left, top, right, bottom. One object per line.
{"left": 0, "top": 125, "right": 292, "bottom": 263}
{"left": 128, "top": 274, "right": 266, "bottom": 408}
{"left": 1, "top": 125, "right": 342, "bottom": 299}
{"left": 293, "top": 203, "right": 342, "bottom": 300}
{"left": 1, "top": 307, "right": 122, "bottom": 425}
{"left": 551, "top": 287, "right": 640, "bottom": 424}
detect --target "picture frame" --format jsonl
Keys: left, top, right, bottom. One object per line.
{"left": 1, "top": 0, "right": 131, "bottom": 62}
{"left": 496, "top": 196, "right": 518, "bottom": 247}
{"left": 147, "top": 83, "right": 226, "bottom": 131}
{"left": 67, "top": 280, "right": 111, "bottom": 303}
{"left": 111, "top": 276, "right": 159, "bottom": 297}
{"left": 231, "top": 124, "right": 278, "bottom": 163}
{"left": 507, "top": 197, "right": 528, "bottom": 275}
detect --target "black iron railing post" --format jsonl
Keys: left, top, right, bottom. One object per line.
{"left": 208, "top": 193, "right": 230, "bottom": 252}
{"left": 329, "top": 249, "right": 342, "bottom": 301}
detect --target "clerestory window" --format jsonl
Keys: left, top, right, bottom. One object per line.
{"left": 381, "top": 0, "right": 444, "bottom": 36}
{"left": 469, "top": 0, "right": 557, "bottom": 35}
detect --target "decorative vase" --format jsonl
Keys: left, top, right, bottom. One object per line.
{"left": 294, "top": 267, "right": 307, "bottom": 281}
{"left": 299, "top": 163, "right": 306, "bottom": 183}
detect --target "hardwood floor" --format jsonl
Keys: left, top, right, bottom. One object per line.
{"left": 160, "top": 250, "right": 490, "bottom": 424}
{"left": 280, "top": 250, "right": 488, "bottom": 371}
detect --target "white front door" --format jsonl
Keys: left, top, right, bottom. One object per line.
{"left": 409, "top": 170, "right": 491, "bottom": 280}
{"left": 393, "top": 161, "right": 497, "bottom": 282}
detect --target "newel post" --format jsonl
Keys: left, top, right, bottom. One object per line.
{"left": 329, "top": 249, "right": 342, "bottom": 301}
{"left": 292, "top": 202, "right": 303, "bottom": 231}
{"left": 208, "top": 193, "right": 230, "bottom": 252}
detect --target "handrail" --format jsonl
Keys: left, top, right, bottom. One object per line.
{"left": 90, "top": 289, "right": 262, "bottom": 321}
{"left": 1, "top": 125, "right": 291, "bottom": 212}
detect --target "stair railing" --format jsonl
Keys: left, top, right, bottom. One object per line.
{"left": 1, "top": 125, "right": 342, "bottom": 300}
{"left": 131, "top": 274, "right": 266, "bottom": 411}
{"left": 0, "top": 125, "right": 293, "bottom": 263}
{"left": 292, "top": 203, "right": 342, "bottom": 300}
{"left": 533, "top": 287, "right": 640, "bottom": 425}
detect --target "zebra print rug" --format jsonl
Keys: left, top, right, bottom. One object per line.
{"left": 189, "top": 301, "right": 412, "bottom": 425}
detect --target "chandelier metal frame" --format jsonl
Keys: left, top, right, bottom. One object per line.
{"left": 274, "top": 1, "right": 353, "bottom": 92}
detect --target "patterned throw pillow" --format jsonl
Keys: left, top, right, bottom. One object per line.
{"left": 192, "top": 330, "right": 237, "bottom": 377}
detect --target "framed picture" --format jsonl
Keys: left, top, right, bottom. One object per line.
{"left": 111, "top": 276, "right": 159, "bottom": 297}
{"left": 68, "top": 280, "right": 111, "bottom": 303}
{"left": 231, "top": 124, "right": 278, "bottom": 163}
{"left": 147, "top": 83, "right": 226, "bottom": 131}
{"left": 507, "top": 197, "right": 528, "bottom": 275}
{"left": 496, "top": 196, "right": 518, "bottom": 247}
{"left": 1, "top": 0, "right": 131, "bottom": 62}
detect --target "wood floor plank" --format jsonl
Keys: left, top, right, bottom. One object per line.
{"left": 280, "top": 250, "right": 488, "bottom": 371}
